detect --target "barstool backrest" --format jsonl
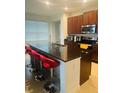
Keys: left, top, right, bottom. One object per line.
{"left": 26, "top": 47, "right": 32, "bottom": 55}
{"left": 33, "top": 52, "right": 41, "bottom": 60}
{"left": 26, "top": 47, "right": 60, "bottom": 69}
{"left": 41, "top": 56, "right": 60, "bottom": 69}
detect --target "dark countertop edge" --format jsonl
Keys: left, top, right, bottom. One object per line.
{"left": 29, "top": 44, "right": 81, "bottom": 62}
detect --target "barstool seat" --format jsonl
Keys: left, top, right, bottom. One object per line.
{"left": 41, "top": 56, "right": 59, "bottom": 69}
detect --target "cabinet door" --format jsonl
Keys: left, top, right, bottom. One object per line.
{"left": 83, "top": 13, "right": 89, "bottom": 25}
{"left": 96, "top": 10, "right": 98, "bottom": 33}
{"left": 92, "top": 44, "right": 98, "bottom": 63}
{"left": 73, "top": 16, "right": 77, "bottom": 34}
{"left": 68, "top": 16, "right": 75, "bottom": 34}
{"left": 80, "top": 50, "right": 92, "bottom": 85}
{"left": 68, "top": 15, "right": 83, "bottom": 34}
{"left": 77, "top": 15, "right": 83, "bottom": 34}
{"left": 68, "top": 17, "right": 72, "bottom": 34}
{"left": 88, "top": 11, "right": 97, "bottom": 24}
{"left": 75, "top": 15, "right": 83, "bottom": 34}
{"left": 83, "top": 10, "right": 98, "bottom": 25}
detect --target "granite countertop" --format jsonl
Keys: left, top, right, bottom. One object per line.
{"left": 27, "top": 41, "right": 82, "bottom": 62}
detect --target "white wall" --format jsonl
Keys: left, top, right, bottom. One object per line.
{"left": 49, "top": 14, "right": 68, "bottom": 45}
{"left": 60, "top": 13, "right": 68, "bottom": 45}
{"left": 55, "top": 21, "right": 61, "bottom": 43}
{"left": 49, "top": 22, "right": 55, "bottom": 43}
{"left": 49, "top": 21, "right": 61, "bottom": 43}
{"left": 25, "top": 13, "right": 50, "bottom": 22}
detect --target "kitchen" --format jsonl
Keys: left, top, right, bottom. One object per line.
{"left": 25, "top": 0, "right": 98, "bottom": 93}
{"left": 1, "top": 0, "right": 124, "bottom": 93}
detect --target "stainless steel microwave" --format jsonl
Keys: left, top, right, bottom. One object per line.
{"left": 81, "top": 24, "right": 97, "bottom": 34}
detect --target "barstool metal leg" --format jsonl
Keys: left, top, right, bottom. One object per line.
{"left": 50, "top": 68, "right": 53, "bottom": 79}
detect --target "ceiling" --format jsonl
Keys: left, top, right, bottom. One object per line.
{"left": 25, "top": 0, "right": 98, "bottom": 17}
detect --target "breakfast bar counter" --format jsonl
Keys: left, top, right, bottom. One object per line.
{"left": 27, "top": 41, "right": 82, "bottom": 62}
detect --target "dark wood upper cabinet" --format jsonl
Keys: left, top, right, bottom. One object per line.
{"left": 67, "top": 17, "right": 72, "bottom": 34}
{"left": 67, "top": 10, "right": 98, "bottom": 34}
{"left": 89, "top": 11, "right": 97, "bottom": 24}
{"left": 83, "top": 10, "right": 98, "bottom": 25}
{"left": 83, "top": 13, "right": 89, "bottom": 25}
{"left": 68, "top": 15, "right": 83, "bottom": 34}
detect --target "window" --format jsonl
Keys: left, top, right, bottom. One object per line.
{"left": 25, "top": 21, "right": 49, "bottom": 43}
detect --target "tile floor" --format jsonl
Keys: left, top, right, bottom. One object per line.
{"left": 25, "top": 54, "right": 98, "bottom": 93}
{"left": 77, "top": 62, "right": 98, "bottom": 93}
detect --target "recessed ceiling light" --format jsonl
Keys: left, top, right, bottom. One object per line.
{"left": 64, "top": 7, "right": 68, "bottom": 11}
{"left": 83, "top": 0, "right": 87, "bottom": 3}
{"left": 45, "top": 1, "right": 50, "bottom": 5}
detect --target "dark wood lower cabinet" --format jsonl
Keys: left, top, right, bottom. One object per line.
{"left": 92, "top": 43, "right": 98, "bottom": 63}
{"left": 80, "top": 49, "right": 92, "bottom": 85}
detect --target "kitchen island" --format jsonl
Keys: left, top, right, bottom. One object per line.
{"left": 26, "top": 41, "right": 88, "bottom": 93}
{"left": 27, "top": 41, "right": 82, "bottom": 62}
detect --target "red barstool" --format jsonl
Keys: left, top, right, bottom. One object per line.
{"left": 32, "top": 52, "right": 46, "bottom": 80}
{"left": 41, "top": 56, "right": 60, "bottom": 93}
{"left": 25, "top": 46, "right": 44, "bottom": 77}
{"left": 25, "top": 47, "right": 32, "bottom": 54}
{"left": 25, "top": 46, "right": 27, "bottom": 54}
{"left": 26, "top": 48, "right": 39, "bottom": 70}
{"left": 26, "top": 47, "right": 34, "bottom": 56}
{"left": 30, "top": 50, "right": 40, "bottom": 71}
{"left": 25, "top": 46, "right": 33, "bottom": 68}
{"left": 41, "top": 56, "right": 59, "bottom": 69}
{"left": 25, "top": 44, "right": 30, "bottom": 54}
